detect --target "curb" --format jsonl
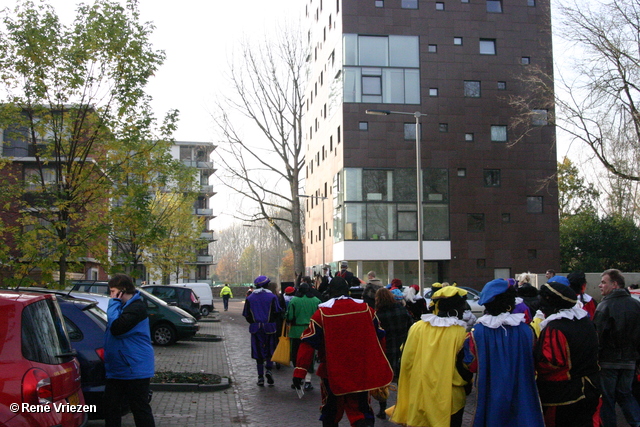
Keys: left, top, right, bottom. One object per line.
{"left": 199, "top": 318, "right": 221, "bottom": 323}
{"left": 188, "top": 335, "right": 223, "bottom": 342}
{"left": 150, "top": 377, "right": 231, "bottom": 392}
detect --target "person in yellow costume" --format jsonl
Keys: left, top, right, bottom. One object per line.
{"left": 390, "top": 286, "right": 472, "bottom": 427}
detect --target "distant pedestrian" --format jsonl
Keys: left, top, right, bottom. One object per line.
{"left": 243, "top": 275, "right": 283, "bottom": 386}
{"left": 546, "top": 269, "right": 556, "bottom": 280}
{"left": 594, "top": 269, "right": 640, "bottom": 427}
{"left": 293, "top": 276, "right": 393, "bottom": 427}
{"left": 104, "top": 273, "right": 156, "bottom": 427}
{"left": 334, "top": 260, "right": 354, "bottom": 282}
{"left": 463, "top": 279, "right": 544, "bottom": 427}
{"left": 219, "top": 283, "right": 233, "bottom": 311}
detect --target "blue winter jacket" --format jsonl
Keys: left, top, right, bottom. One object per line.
{"left": 104, "top": 291, "right": 155, "bottom": 379}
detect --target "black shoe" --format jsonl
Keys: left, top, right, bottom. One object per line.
{"left": 304, "top": 382, "right": 313, "bottom": 390}
{"left": 265, "top": 370, "right": 274, "bottom": 385}
{"left": 257, "top": 376, "right": 264, "bottom": 386}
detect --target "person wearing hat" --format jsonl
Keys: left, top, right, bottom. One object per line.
{"left": 390, "top": 286, "right": 472, "bottom": 427}
{"left": 334, "top": 260, "right": 354, "bottom": 283}
{"left": 292, "top": 276, "right": 393, "bottom": 427}
{"left": 242, "top": 275, "right": 283, "bottom": 386}
{"left": 463, "top": 279, "right": 544, "bottom": 427}
{"left": 534, "top": 282, "right": 600, "bottom": 427}
{"left": 594, "top": 269, "right": 640, "bottom": 427}
{"left": 286, "top": 282, "right": 321, "bottom": 390}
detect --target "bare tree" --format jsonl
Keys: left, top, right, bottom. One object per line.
{"left": 512, "top": 0, "right": 640, "bottom": 184}
{"left": 212, "top": 24, "right": 307, "bottom": 274}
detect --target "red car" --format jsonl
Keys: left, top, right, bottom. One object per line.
{"left": 0, "top": 290, "right": 87, "bottom": 426}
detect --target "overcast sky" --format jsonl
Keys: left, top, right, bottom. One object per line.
{"left": 40, "top": 0, "right": 303, "bottom": 143}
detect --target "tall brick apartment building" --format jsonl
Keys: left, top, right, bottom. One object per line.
{"left": 301, "top": 0, "right": 559, "bottom": 288}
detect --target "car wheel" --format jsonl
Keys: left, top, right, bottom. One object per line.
{"left": 200, "top": 306, "right": 210, "bottom": 317}
{"left": 152, "top": 323, "right": 176, "bottom": 346}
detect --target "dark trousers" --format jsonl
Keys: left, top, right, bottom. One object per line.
{"left": 223, "top": 295, "right": 230, "bottom": 310}
{"left": 104, "top": 378, "right": 155, "bottom": 427}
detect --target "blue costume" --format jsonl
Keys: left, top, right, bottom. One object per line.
{"left": 242, "top": 276, "right": 282, "bottom": 386}
{"left": 463, "top": 279, "right": 544, "bottom": 427}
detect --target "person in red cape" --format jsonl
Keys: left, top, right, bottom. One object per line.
{"left": 293, "top": 276, "right": 393, "bottom": 427}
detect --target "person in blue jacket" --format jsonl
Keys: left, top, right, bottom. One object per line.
{"left": 104, "top": 274, "right": 155, "bottom": 427}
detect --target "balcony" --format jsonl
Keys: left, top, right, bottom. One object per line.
{"left": 196, "top": 255, "right": 214, "bottom": 263}
{"left": 194, "top": 208, "right": 213, "bottom": 216}
{"left": 182, "top": 160, "right": 215, "bottom": 170}
{"left": 200, "top": 185, "right": 214, "bottom": 194}
{"left": 200, "top": 231, "right": 216, "bottom": 240}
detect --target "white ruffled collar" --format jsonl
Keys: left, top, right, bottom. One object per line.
{"left": 476, "top": 312, "right": 525, "bottom": 329}
{"left": 539, "top": 305, "right": 588, "bottom": 330}
{"left": 319, "top": 295, "right": 363, "bottom": 308}
{"left": 252, "top": 288, "right": 272, "bottom": 294}
{"left": 420, "top": 313, "right": 468, "bottom": 328}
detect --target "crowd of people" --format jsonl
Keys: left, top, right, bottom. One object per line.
{"left": 239, "top": 265, "right": 640, "bottom": 427}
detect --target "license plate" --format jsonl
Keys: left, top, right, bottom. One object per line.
{"left": 68, "top": 391, "right": 79, "bottom": 406}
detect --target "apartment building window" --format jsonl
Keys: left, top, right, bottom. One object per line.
{"left": 468, "top": 213, "right": 485, "bottom": 232}
{"left": 428, "top": 44, "right": 437, "bottom": 53}
{"left": 521, "top": 56, "right": 531, "bottom": 65}
{"left": 362, "top": 69, "right": 383, "bottom": 102}
{"left": 376, "top": 0, "right": 384, "bottom": 7}
{"left": 532, "top": 109, "right": 549, "bottom": 126}
{"left": 404, "top": 123, "right": 422, "bottom": 140}
{"left": 436, "top": 2, "right": 445, "bottom": 10}
{"left": 359, "top": 121, "right": 369, "bottom": 131}
{"left": 343, "top": 34, "right": 420, "bottom": 104}
{"left": 502, "top": 213, "right": 511, "bottom": 222}
{"left": 429, "top": 88, "right": 438, "bottom": 97}
{"left": 528, "top": 249, "right": 538, "bottom": 259}
{"left": 483, "top": 169, "right": 501, "bottom": 187}
{"left": 24, "top": 167, "right": 56, "bottom": 191}
{"left": 439, "top": 123, "right": 449, "bottom": 133}
{"left": 487, "top": 0, "right": 503, "bottom": 12}
{"left": 457, "top": 168, "right": 467, "bottom": 177}
{"left": 527, "top": 196, "right": 543, "bottom": 213}
{"left": 491, "top": 125, "right": 507, "bottom": 142}
{"left": 528, "top": 0, "right": 536, "bottom": 6}
{"left": 479, "top": 39, "right": 496, "bottom": 55}
{"left": 402, "top": 0, "right": 418, "bottom": 8}
{"left": 497, "top": 81, "right": 507, "bottom": 90}
{"left": 454, "top": 37, "right": 463, "bottom": 45}
{"left": 464, "top": 80, "right": 481, "bottom": 97}
{"left": 465, "top": 133, "right": 474, "bottom": 142}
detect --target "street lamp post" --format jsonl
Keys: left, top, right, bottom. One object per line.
{"left": 366, "top": 109, "right": 426, "bottom": 293}
{"left": 298, "top": 194, "right": 328, "bottom": 268}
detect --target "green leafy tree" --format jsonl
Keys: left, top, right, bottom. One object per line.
{"left": 145, "top": 191, "right": 205, "bottom": 284}
{"left": 108, "top": 109, "right": 200, "bottom": 279}
{"left": 0, "top": 0, "right": 167, "bottom": 287}
{"left": 557, "top": 156, "right": 600, "bottom": 219}
{"left": 560, "top": 212, "right": 640, "bottom": 272}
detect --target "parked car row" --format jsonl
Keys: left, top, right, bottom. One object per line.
{"left": 0, "top": 283, "right": 202, "bottom": 424}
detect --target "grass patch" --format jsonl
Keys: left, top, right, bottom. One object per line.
{"left": 152, "top": 371, "right": 222, "bottom": 385}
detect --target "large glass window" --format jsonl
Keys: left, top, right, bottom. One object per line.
{"left": 343, "top": 34, "right": 420, "bottom": 104}
{"left": 491, "top": 125, "right": 508, "bottom": 142}
{"left": 336, "top": 168, "right": 449, "bottom": 241}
